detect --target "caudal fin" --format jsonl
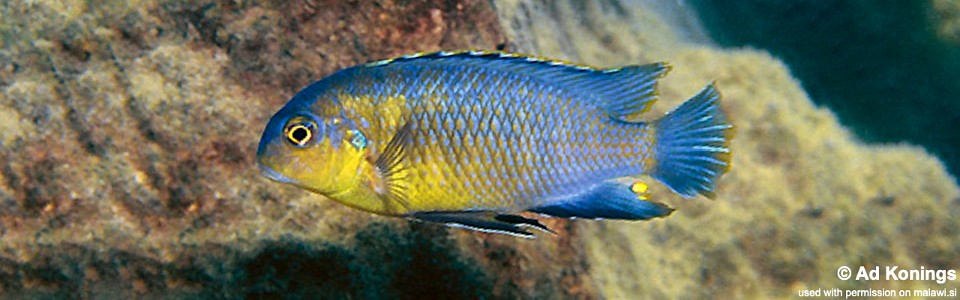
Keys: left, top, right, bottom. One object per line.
{"left": 650, "top": 83, "right": 732, "bottom": 198}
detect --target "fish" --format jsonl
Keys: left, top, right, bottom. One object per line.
{"left": 256, "top": 50, "right": 733, "bottom": 238}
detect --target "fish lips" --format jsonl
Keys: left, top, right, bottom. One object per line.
{"left": 257, "top": 162, "right": 295, "bottom": 184}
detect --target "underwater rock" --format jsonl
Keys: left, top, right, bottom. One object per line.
{"left": 935, "top": 0, "right": 960, "bottom": 45}
{"left": 687, "top": 0, "right": 960, "bottom": 192}
{"left": 498, "top": 0, "right": 960, "bottom": 298}
{"left": 1, "top": 0, "right": 958, "bottom": 298}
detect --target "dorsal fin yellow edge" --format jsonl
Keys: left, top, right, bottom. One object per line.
{"left": 364, "top": 49, "right": 609, "bottom": 71}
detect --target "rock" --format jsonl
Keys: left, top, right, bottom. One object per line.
{"left": 498, "top": 1, "right": 960, "bottom": 297}
{"left": 1, "top": 0, "right": 958, "bottom": 298}
{"left": 935, "top": 0, "right": 960, "bottom": 45}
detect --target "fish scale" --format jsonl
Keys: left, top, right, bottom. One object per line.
{"left": 257, "top": 50, "right": 732, "bottom": 236}
{"left": 403, "top": 65, "right": 586, "bottom": 209}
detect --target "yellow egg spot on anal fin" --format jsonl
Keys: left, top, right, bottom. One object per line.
{"left": 631, "top": 181, "right": 650, "bottom": 201}
{"left": 631, "top": 181, "right": 648, "bottom": 194}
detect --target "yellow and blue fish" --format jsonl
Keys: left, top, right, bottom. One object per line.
{"left": 256, "top": 50, "right": 732, "bottom": 237}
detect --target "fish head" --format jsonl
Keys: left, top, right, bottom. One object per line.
{"left": 256, "top": 103, "right": 369, "bottom": 196}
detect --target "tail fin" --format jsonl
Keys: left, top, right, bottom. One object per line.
{"left": 649, "top": 83, "right": 732, "bottom": 198}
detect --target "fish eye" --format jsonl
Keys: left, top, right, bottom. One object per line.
{"left": 284, "top": 119, "right": 316, "bottom": 147}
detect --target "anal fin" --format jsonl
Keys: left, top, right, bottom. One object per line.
{"left": 529, "top": 180, "right": 674, "bottom": 220}
{"left": 410, "top": 211, "right": 554, "bottom": 238}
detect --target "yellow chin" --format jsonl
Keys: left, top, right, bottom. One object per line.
{"left": 260, "top": 138, "right": 405, "bottom": 215}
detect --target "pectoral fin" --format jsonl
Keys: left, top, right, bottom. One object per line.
{"left": 374, "top": 120, "right": 415, "bottom": 208}
{"left": 410, "top": 211, "right": 554, "bottom": 238}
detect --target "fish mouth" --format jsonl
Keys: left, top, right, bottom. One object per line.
{"left": 258, "top": 163, "right": 294, "bottom": 184}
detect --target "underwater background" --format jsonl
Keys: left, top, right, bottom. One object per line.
{"left": 0, "top": 0, "right": 957, "bottom": 298}
{"left": 691, "top": 0, "right": 960, "bottom": 187}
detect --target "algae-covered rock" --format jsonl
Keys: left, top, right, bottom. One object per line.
{"left": 498, "top": 1, "right": 960, "bottom": 298}
{"left": 935, "top": 0, "right": 960, "bottom": 45}
{"left": 1, "top": 0, "right": 958, "bottom": 298}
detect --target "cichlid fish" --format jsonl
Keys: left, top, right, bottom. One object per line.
{"left": 256, "top": 50, "right": 732, "bottom": 237}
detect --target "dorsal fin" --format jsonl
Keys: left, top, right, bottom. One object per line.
{"left": 364, "top": 50, "right": 670, "bottom": 118}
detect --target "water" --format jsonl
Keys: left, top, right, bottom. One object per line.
{"left": 1, "top": 0, "right": 959, "bottom": 298}
{"left": 690, "top": 0, "right": 960, "bottom": 182}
